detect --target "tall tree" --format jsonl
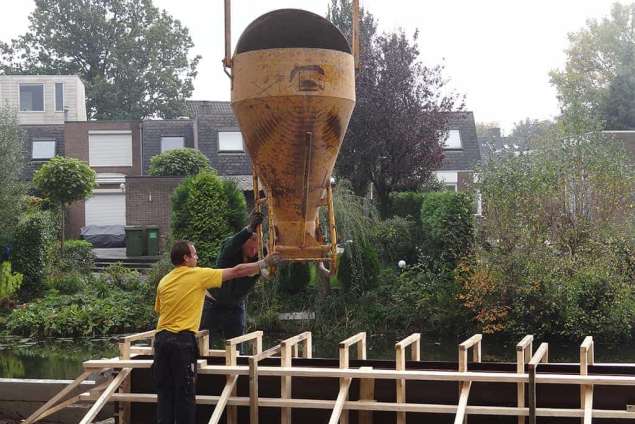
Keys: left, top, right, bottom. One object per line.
{"left": 550, "top": 2, "right": 635, "bottom": 129}
{"left": 328, "top": 0, "right": 463, "bottom": 216}
{"left": 0, "top": 0, "right": 200, "bottom": 120}
{"left": 0, "top": 105, "right": 25, "bottom": 248}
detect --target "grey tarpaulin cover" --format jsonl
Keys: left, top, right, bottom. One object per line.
{"left": 80, "top": 225, "right": 126, "bottom": 248}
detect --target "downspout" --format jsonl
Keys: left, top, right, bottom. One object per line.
{"left": 193, "top": 116, "right": 199, "bottom": 151}
{"left": 139, "top": 121, "right": 144, "bottom": 175}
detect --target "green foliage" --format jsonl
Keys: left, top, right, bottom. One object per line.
{"left": 56, "top": 240, "right": 95, "bottom": 274}
{"left": 277, "top": 262, "right": 311, "bottom": 295}
{"left": 549, "top": 2, "right": 635, "bottom": 129}
{"left": 0, "top": 104, "right": 25, "bottom": 247}
{"left": 33, "top": 156, "right": 96, "bottom": 207}
{"left": 172, "top": 170, "right": 246, "bottom": 266}
{"left": 46, "top": 272, "right": 85, "bottom": 295}
{"left": 459, "top": 130, "right": 635, "bottom": 342}
{"left": 0, "top": 0, "right": 200, "bottom": 120}
{"left": 222, "top": 179, "right": 248, "bottom": 232}
{"left": 147, "top": 252, "right": 174, "bottom": 288}
{"left": 338, "top": 242, "right": 380, "bottom": 293}
{"left": 148, "top": 148, "right": 210, "bottom": 177}
{"left": 420, "top": 191, "right": 474, "bottom": 266}
{"left": 0, "top": 261, "right": 23, "bottom": 302}
{"left": 12, "top": 210, "right": 56, "bottom": 299}
{"left": 389, "top": 191, "right": 425, "bottom": 219}
{"left": 7, "top": 270, "right": 155, "bottom": 337}
{"left": 101, "top": 263, "right": 144, "bottom": 291}
{"left": 373, "top": 215, "right": 418, "bottom": 266}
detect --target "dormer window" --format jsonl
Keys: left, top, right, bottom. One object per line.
{"left": 442, "top": 129, "right": 462, "bottom": 150}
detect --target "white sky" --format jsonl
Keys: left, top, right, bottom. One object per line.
{"left": 1, "top": 0, "right": 625, "bottom": 133}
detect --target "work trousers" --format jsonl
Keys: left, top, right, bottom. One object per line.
{"left": 152, "top": 330, "right": 198, "bottom": 424}
{"left": 200, "top": 299, "right": 246, "bottom": 343}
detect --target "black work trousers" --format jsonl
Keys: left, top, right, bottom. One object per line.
{"left": 152, "top": 330, "right": 198, "bottom": 424}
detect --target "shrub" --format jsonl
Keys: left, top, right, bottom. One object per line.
{"left": 0, "top": 104, "right": 25, "bottom": 248}
{"left": 12, "top": 210, "right": 56, "bottom": 299}
{"left": 147, "top": 253, "right": 174, "bottom": 288}
{"left": 373, "top": 215, "right": 419, "bottom": 266}
{"left": 420, "top": 191, "right": 474, "bottom": 266}
{"left": 389, "top": 191, "right": 426, "bottom": 219}
{"left": 222, "top": 179, "right": 248, "bottom": 232}
{"left": 57, "top": 240, "right": 95, "bottom": 273}
{"left": 277, "top": 262, "right": 311, "bottom": 294}
{"left": 148, "top": 148, "right": 210, "bottom": 177}
{"left": 0, "top": 261, "right": 23, "bottom": 302}
{"left": 101, "top": 263, "right": 143, "bottom": 290}
{"left": 338, "top": 242, "right": 380, "bottom": 293}
{"left": 46, "top": 272, "right": 85, "bottom": 295}
{"left": 171, "top": 170, "right": 247, "bottom": 266}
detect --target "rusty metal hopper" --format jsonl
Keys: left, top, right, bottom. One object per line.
{"left": 230, "top": 9, "right": 356, "bottom": 263}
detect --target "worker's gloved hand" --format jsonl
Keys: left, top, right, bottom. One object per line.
{"left": 257, "top": 252, "right": 282, "bottom": 273}
{"left": 248, "top": 211, "right": 264, "bottom": 233}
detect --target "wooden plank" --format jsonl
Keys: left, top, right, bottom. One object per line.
{"left": 358, "top": 367, "right": 374, "bottom": 424}
{"left": 328, "top": 377, "right": 352, "bottom": 424}
{"left": 223, "top": 0, "right": 231, "bottom": 67}
{"left": 78, "top": 368, "right": 131, "bottom": 424}
{"left": 396, "top": 344, "right": 406, "bottom": 424}
{"left": 225, "top": 344, "right": 238, "bottom": 424}
{"left": 118, "top": 330, "right": 157, "bottom": 343}
{"left": 454, "top": 382, "right": 471, "bottom": 424}
{"left": 583, "top": 386, "right": 593, "bottom": 424}
{"left": 36, "top": 379, "right": 112, "bottom": 422}
{"left": 208, "top": 375, "right": 238, "bottom": 424}
{"left": 516, "top": 335, "right": 533, "bottom": 424}
{"left": 226, "top": 330, "right": 263, "bottom": 349}
{"left": 339, "top": 342, "right": 350, "bottom": 424}
{"left": 459, "top": 334, "right": 482, "bottom": 351}
{"left": 304, "top": 333, "right": 313, "bottom": 358}
{"left": 77, "top": 392, "right": 635, "bottom": 419}
{"left": 23, "top": 369, "right": 93, "bottom": 424}
{"left": 249, "top": 358, "right": 259, "bottom": 424}
{"left": 281, "top": 342, "right": 292, "bottom": 424}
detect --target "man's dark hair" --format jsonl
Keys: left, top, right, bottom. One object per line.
{"left": 171, "top": 240, "right": 192, "bottom": 266}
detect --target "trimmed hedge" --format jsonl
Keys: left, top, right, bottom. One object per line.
{"left": 59, "top": 240, "right": 95, "bottom": 273}
{"left": 148, "top": 148, "right": 210, "bottom": 177}
{"left": 171, "top": 170, "right": 247, "bottom": 266}
{"left": 277, "top": 262, "right": 311, "bottom": 294}
{"left": 12, "top": 210, "right": 56, "bottom": 299}
{"left": 389, "top": 191, "right": 426, "bottom": 219}
{"left": 420, "top": 191, "right": 474, "bottom": 266}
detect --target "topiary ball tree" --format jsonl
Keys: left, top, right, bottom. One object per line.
{"left": 148, "top": 148, "right": 210, "bottom": 176}
{"left": 171, "top": 170, "right": 248, "bottom": 266}
{"left": 33, "top": 156, "right": 96, "bottom": 250}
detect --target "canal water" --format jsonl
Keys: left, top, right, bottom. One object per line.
{"left": 1, "top": 333, "right": 635, "bottom": 380}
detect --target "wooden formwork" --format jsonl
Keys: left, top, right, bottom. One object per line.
{"left": 21, "top": 331, "right": 635, "bottom": 424}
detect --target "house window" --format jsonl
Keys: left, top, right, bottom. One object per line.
{"left": 19, "top": 84, "right": 44, "bottom": 112}
{"left": 442, "top": 129, "right": 462, "bottom": 150}
{"left": 161, "top": 136, "right": 185, "bottom": 152}
{"left": 55, "top": 83, "right": 64, "bottom": 112}
{"left": 89, "top": 131, "right": 133, "bottom": 167}
{"left": 218, "top": 132, "right": 244, "bottom": 152}
{"left": 435, "top": 171, "right": 458, "bottom": 192}
{"left": 32, "top": 139, "right": 56, "bottom": 160}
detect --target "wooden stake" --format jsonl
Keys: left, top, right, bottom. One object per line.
{"left": 79, "top": 368, "right": 132, "bottom": 424}
{"left": 358, "top": 366, "right": 375, "bottom": 424}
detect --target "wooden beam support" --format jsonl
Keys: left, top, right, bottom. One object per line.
{"left": 208, "top": 375, "right": 238, "bottom": 424}
{"left": 328, "top": 377, "right": 352, "bottom": 424}
{"left": 516, "top": 335, "right": 534, "bottom": 424}
{"left": 79, "top": 368, "right": 132, "bottom": 424}
{"left": 395, "top": 333, "right": 420, "bottom": 424}
{"left": 23, "top": 369, "right": 93, "bottom": 424}
{"left": 249, "top": 357, "right": 259, "bottom": 424}
{"left": 281, "top": 341, "right": 293, "bottom": 424}
{"left": 580, "top": 336, "right": 594, "bottom": 424}
{"left": 454, "top": 382, "right": 472, "bottom": 424}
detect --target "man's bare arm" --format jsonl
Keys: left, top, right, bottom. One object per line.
{"left": 221, "top": 253, "right": 281, "bottom": 282}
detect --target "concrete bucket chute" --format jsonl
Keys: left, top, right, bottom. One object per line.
{"left": 223, "top": 3, "right": 360, "bottom": 275}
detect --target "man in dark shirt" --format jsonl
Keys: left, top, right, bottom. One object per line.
{"left": 200, "top": 211, "right": 264, "bottom": 341}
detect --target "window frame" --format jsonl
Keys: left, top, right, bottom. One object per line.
{"left": 55, "top": 82, "right": 64, "bottom": 112}
{"left": 442, "top": 129, "right": 463, "bottom": 150}
{"left": 218, "top": 131, "right": 245, "bottom": 153}
{"left": 31, "top": 139, "right": 57, "bottom": 160}
{"left": 160, "top": 136, "right": 185, "bottom": 153}
{"left": 19, "top": 83, "right": 45, "bottom": 113}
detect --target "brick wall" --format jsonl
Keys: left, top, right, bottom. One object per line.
{"left": 20, "top": 124, "right": 65, "bottom": 180}
{"left": 197, "top": 115, "right": 253, "bottom": 176}
{"left": 125, "top": 176, "right": 184, "bottom": 250}
{"left": 64, "top": 121, "right": 142, "bottom": 175}
{"left": 141, "top": 120, "right": 195, "bottom": 174}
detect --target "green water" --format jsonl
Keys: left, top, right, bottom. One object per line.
{"left": 1, "top": 333, "right": 634, "bottom": 380}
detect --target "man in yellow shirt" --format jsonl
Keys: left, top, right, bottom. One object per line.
{"left": 153, "top": 240, "right": 279, "bottom": 424}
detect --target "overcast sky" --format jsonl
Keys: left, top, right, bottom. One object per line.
{"left": 1, "top": 0, "right": 625, "bottom": 133}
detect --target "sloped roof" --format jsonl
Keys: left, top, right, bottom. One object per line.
{"left": 186, "top": 100, "right": 233, "bottom": 116}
